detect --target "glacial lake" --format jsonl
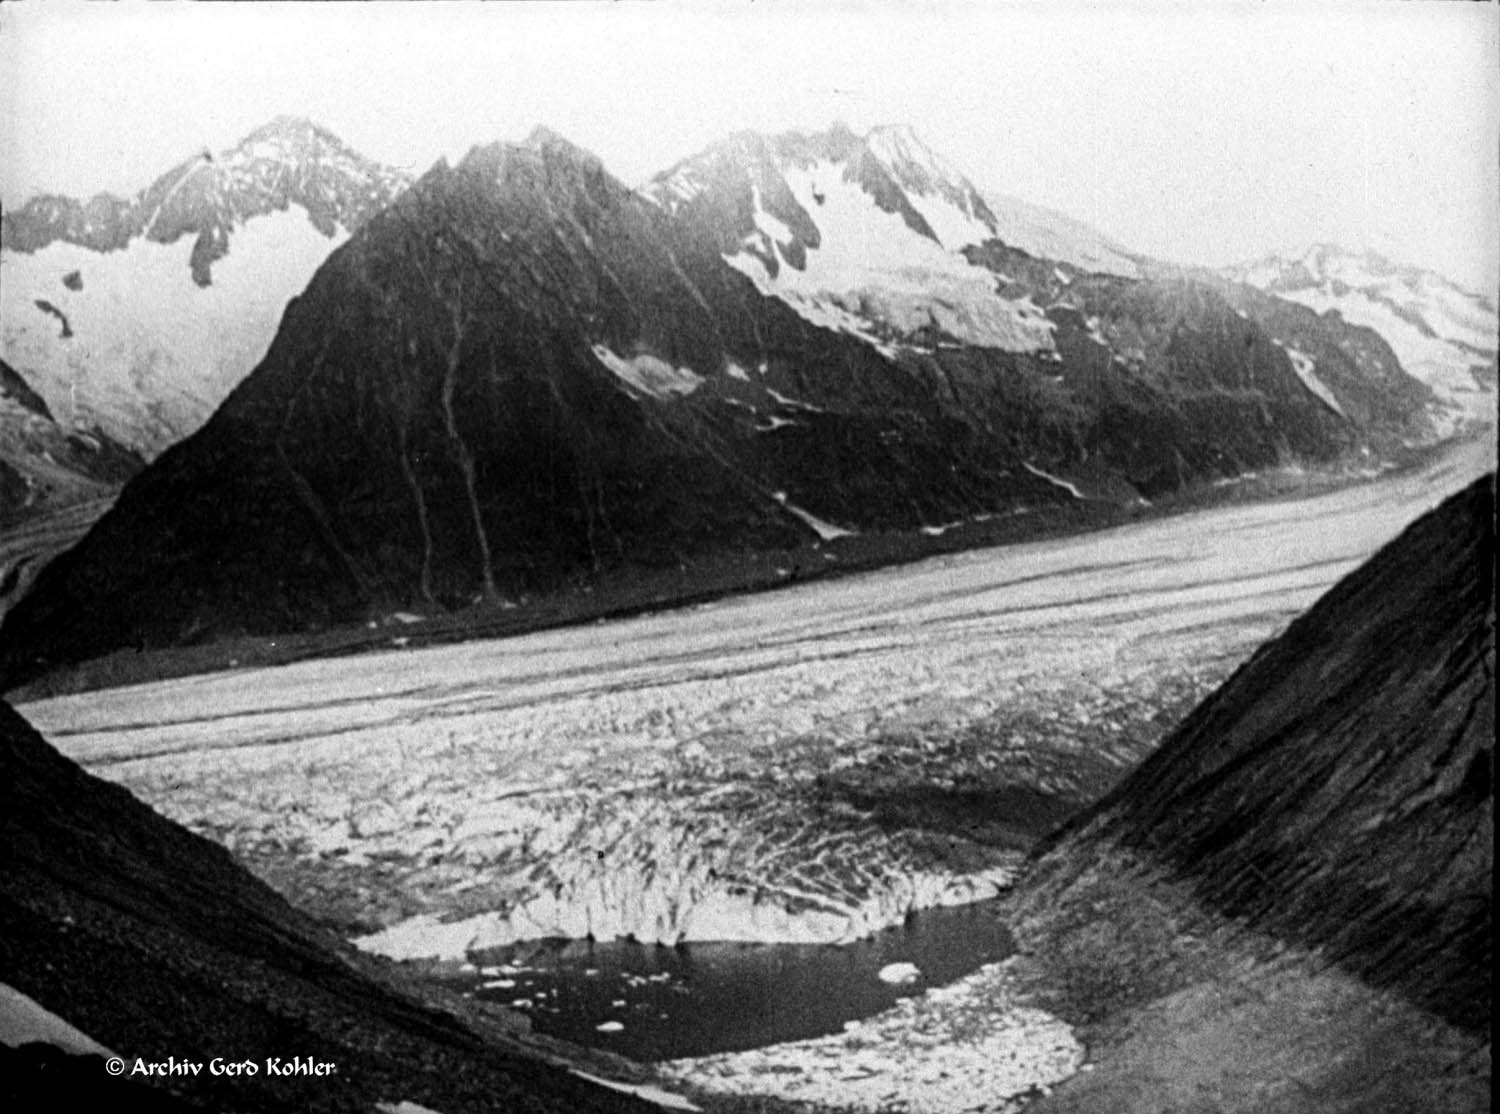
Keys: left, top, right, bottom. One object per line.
{"left": 450, "top": 898, "right": 1015, "bottom": 1061}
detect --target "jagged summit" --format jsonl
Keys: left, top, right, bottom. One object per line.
{"left": 521, "top": 122, "right": 593, "bottom": 155}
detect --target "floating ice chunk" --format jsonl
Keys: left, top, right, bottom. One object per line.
{"left": 877, "top": 962, "right": 921, "bottom": 985}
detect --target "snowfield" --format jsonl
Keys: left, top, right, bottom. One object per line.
{"left": 18, "top": 441, "right": 1491, "bottom": 966}
{"left": 0, "top": 206, "right": 349, "bottom": 458}
{"left": 725, "top": 159, "right": 1055, "bottom": 355}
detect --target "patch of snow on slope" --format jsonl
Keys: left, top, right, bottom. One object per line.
{"left": 0, "top": 205, "right": 348, "bottom": 457}
{"left": 0, "top": 983, "right": 118, "bottom": 1059}
{"left": 902, "top": 188, "right": 994, "bottom": 251}
{"left": 748, "top": 184, "right": 793, "bottom": 245}
{"left": 723, "top": 160, "right": 1054, "bottom": 355}
{"left": 862, "top": 126, "right": 994, "bottom": 250}
{"left": 982, "top": 190, "right": 1143, "bottom": 278}
{"left": 765, "top": 386, "right": 824, "bottom": 411}
{"left": 1273, "top": 341, "right": 1345, "bottom": 417}
{"left": 1277, "top": 287, "right": 1484, "bottom": 409}
{"left": 757, "top": 416, "right": 799, "bottom": 432}
{"left": 772, "top": 490, "right": 855, "bottom": 541}
{"left": 1022, "top": 462, "right": 1084, "bottom": 500}
{"left": 592, "top": 345, "right": 703, "bottom": 399}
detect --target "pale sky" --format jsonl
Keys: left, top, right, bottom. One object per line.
{"left": 2, "top": 0, "right": 1496, "bottom": 292}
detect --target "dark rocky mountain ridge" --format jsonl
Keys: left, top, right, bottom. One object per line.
{"left": 0, "top": 125, "right": 1446, "bottom": 686}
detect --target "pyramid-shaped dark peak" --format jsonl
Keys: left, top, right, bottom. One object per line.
{"left": 241, "top": 114, "right": 332, "bottom": 143}
{"left": 452, "top": 128, "right": 613, "bottom": 202}
{"left": 520, "top": 124, "right": 602, "bottom": 166}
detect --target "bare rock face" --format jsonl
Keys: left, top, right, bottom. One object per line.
{"left": 1044, "top": 472, "right": 1494, "bottom": 1032}
{"left": 0, "top": 700, "right": 657, "bottom": 1111}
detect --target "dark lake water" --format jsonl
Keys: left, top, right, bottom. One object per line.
{"left": 448, "top": 898, "right": 1014, "bottom": 1061}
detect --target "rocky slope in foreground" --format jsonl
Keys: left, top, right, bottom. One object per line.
{"left": 0, "top": 700, "right": 672, "bottom": 1112}
{"left": 1010, "top": 472, "right": 1493, "bottom": 1113}
{"left": 0, "top": 125, "right": 1435, "bottom": 688}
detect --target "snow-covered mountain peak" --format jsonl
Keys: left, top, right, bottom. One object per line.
{"left": 1223, "top": 243, "right": 1498, "bottom": 420}
{"left": 642, "top": 123, "right": 1051, "bottom": 355}
{"left": 860, "top": 124, "right": 998, "bottom": 251}
{"left": 221, "top": 115, "right": 368, "bottom": 174}
{"left": 865, "top": 124, "right": 962, "bottom": 193}
{"left": 1, "top": 119, "right": 410, "bottom": 460}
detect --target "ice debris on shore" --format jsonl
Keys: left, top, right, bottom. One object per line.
{"left": 661, "top": 958, "right": 1083, "bottom": 1114}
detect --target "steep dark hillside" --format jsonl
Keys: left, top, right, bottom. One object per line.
{"left": 0, "top": 700, "right": 659, "bottom": 1112}
{"left": 0, "top": 356, "right": 143, "bottom": 527}
{"left": 1039, "top": 472, "right": 1494, "bottom": 1031}
{"left": 0, "top": 128, "right": 1431, "bottom": 685}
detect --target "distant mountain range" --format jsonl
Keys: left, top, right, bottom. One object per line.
{"left": 0, "top": 119, "right": 1486, "bottom": 682}
{"left": 1219, "top": 244, "right": 1498, "bottom": 422}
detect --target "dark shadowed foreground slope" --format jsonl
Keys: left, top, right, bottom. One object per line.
{"left": 1009, "top": 474, "right": 1493, "bottom": 1113}
{"left": 0, "top": 701, "right": 659, "bottom": 1113}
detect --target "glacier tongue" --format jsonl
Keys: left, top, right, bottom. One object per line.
{"left": 353, "top": 787, "right": 1018, "bottom": 962}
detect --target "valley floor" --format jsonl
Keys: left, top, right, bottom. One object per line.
{"left": 13, "top": 433, "right": 1494, "bottom": 1111}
